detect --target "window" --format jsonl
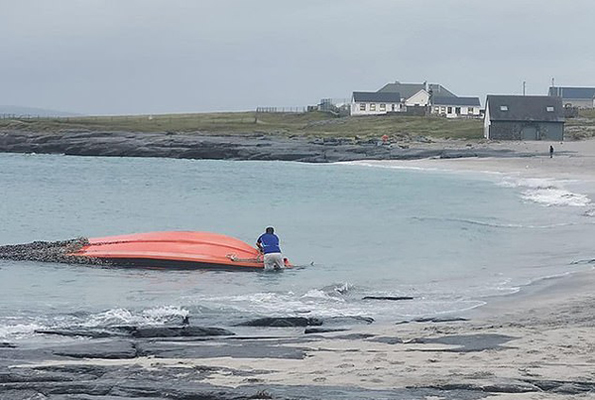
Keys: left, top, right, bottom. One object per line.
{"left": 455, "top": 107, "right": 461, "bottom": 114}
{"left": 379, "top": 103, "right": 386, "bottom": 110}
{"left": 500, "top": 105, "right": 509, "bottom": 111}
{"left": 440, "top": 106, "right": 446, "bottom": 114}
{"left": 447, "top": 106, "right": 453, "bottom": 114}
{"left": 359, "top": 103, "right": 366, "bottom": 111}
{"left": 546, "top": 106, "right": 555, "bottom": 112}
{"left": 370, "top": 104, "right": 376, "bottom": 111}
{"left": 468, "top": 107, "right": 474, "bottom": 114}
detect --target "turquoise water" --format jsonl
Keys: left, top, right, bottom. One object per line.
{"left": 1, "top": 153, "right": 594, "bottom": 339}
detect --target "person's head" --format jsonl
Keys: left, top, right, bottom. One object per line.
{"left": 265, "top": 226, "right": 274, "bottom": 234}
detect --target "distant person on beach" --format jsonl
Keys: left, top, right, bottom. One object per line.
{"left": 256, "top": 227, "right": 284, "bottom": 271}
{"left": 550, "top": 145, "right": 554, "bottom": 158}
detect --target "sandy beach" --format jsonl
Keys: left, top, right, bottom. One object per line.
{"left": 177, "top": 137, "right": 595, "bottom": 398}
{"left": 383, "top": 138, "right": 595, "bottom": 182}
{"left": 2, "top": 139, "right": 595, "bottom": 400}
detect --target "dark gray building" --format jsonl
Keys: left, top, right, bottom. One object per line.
{"left": 484, "top": 95, "right": 564, "bottom": 141}
{"left": 548, "top": 86, "right": 595, "bottom": 109}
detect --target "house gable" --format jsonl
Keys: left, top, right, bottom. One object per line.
{"left": 405, "top": 89, "right": 430, "bottom": 106}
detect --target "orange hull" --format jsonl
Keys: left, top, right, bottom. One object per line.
{"left": 69, "top": 231, "right": 289, "bottom": 270}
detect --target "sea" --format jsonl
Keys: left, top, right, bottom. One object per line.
{"left": 1, "top": 153, "right": 594, "bottom": 341}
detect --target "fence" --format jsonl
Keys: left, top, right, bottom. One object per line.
{"left": 0, "top": 114, "right": 61, "bottom": 119}
{"left": 255, "top": 107, "right": 308, "bottom": 113}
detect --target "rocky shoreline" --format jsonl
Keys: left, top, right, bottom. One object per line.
{"left": 3, "top": 315, "right": 594, "bottom": 399}
{"left": 0, "top": 129, "right": 532, "bottom": 163}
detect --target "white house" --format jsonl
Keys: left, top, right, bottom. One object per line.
{"left": 431, "top": 96, "right": 481, "bottom": 118}
{"left": 351, "top": 92, "right": 403, "bottom": 116}
{"left": 350, "top": 81, "right": 482, "bottom": 117}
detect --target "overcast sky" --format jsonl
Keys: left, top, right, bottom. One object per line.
{"left": 1, "top": 0, "right": 594, "bottom": 115}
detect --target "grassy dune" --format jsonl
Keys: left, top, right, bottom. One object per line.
{"left": 2, "top": 109, "right": 594, "bottom": 140}
{"left": 0, "top": 111, "right": 484, "bottom": 140}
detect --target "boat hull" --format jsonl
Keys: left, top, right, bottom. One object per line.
{"left": 68, "top": 231, "right": 287, "bottom": 270}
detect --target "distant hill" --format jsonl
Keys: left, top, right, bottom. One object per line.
{"left": 0, "top": 105, "right": 81, "bottom": 117}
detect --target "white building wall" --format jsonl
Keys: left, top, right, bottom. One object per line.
{"left": 431, "top": 104, "right": 481, "bottom": 118}
{"left": 483, "top": 102, "right": 491, "bottom": 138}
{"left": 350, "top": 102, "right": 403, "bottom": 116}
{"left": 404, "top": 90, "right": 430, "bottom": 106}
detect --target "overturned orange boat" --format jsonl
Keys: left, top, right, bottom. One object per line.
{"left": 69, "top": 231, "right": 291, "bottom": 270}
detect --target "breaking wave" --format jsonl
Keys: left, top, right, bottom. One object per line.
{"left": 81, "top": 305, "right": 190, "bottom": 327}
{"left": 499, "top": 177, "right": 592, "bottom": 208}
{"left": 0, "top": 305, "right": 190, "bottom": 340}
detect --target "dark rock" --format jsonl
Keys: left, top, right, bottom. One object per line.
{"left": 412, "top": 317, "right": 469, "bottom": 323}
{"left": 0, "top": 342, "right": 15, "bottom": 348}
{"left": 304, "top": 328, "right": 348, "bottom": 334}
{"left": 36, "top": 329, "right": 122, "bottom": 338}
{"left": 368, "top": 336, "right": 403, "bottom": 344}
{"left": 136, "top": 340, "right": 306, "bottom": 360}
{"left": 131, "top": 326, "right": 234, "bottom": 338}
{"left": 0, "top": 129, "right": 534, "bottom": 165}
{"left": 362, "top": 296, "right": 414, "bottom": 301}
{"left": 324, "top": 316, "right": 374, "bottom": 325}
{"left": 52, "top": 340, "right": 137, "bottom": 359}
{"left": 410, "top": 334, "right": 516, "bottom": 352}
{"left": 235, "top": 317, "right": 322, "bottom": 327}
{"left": 527, "top": 379, "right": 595, "bottom": 394}
{"left": 35, "top": 325, "right": 233, "bottom": 339}
{"left": 0, "top": 238, "right": 104, "bottom": 265}
{"left": 550, "top": 383, "right": 590, "bottom": 394}
{"left": 0, "top": 389, "right": 49, "bottom": 399}
{"left": 429, "top": 380, "right": 541, "bottom": 393}
{"left": 333, "top": 333, "right": 376, "bottom": 340}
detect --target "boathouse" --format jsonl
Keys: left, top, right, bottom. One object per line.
{"left": 484, "top": 95, "right": 564, "bottom": 141}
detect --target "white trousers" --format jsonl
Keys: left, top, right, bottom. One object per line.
{"left": 264, "top": 253, "right": 284, "bottom": 271}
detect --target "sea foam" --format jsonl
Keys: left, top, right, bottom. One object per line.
{"left": 499, "top": 177, "right": 592, "bottom": 207}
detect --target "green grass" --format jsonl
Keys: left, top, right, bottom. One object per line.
{"left": 0, "top": 111, "right": 485, "bottom": 140}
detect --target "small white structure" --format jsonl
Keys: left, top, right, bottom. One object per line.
{"left": 351, "top": 92, "right": 403, "bottom": 116}
{"left": 431, "top": 97, "right": 481, "bottom": 118}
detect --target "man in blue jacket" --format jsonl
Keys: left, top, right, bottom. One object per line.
{"left": 256, "top": 226, "right": 284, "bottom": 271}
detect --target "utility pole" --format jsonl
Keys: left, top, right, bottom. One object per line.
{"left": 523, "top": 81, "right": 526, "bottom": 96}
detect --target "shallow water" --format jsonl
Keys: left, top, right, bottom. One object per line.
{"left": 1, "top": 153, "right": 594, "bottom": 340}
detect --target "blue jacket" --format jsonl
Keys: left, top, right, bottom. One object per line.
{"left": 257, "top": 233, "right": 281, "bottom": 254}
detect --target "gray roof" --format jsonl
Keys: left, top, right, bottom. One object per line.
{"left": 548, "top": 86, "right": 595, "bottom": 99}
{"left": 433, "top": 96, "right": 481, "bottom": 106}
{"left": 352, "top": 91, "right": 401, "bottom": 103}
{"left": 486, "top": 95, "right": 564, "bottom": 122}
{"left": 378, "top": 81, "right": 456, "bottom": 99}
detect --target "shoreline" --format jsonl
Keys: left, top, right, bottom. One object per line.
{"left": 0, "top": 128, "right": 554, "bottom": 163}
{"left": 2, "top": 137, "right": 595, "bottom": 399}
{"left": 2, "top": 269, "right": 593, "bottom": 399}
